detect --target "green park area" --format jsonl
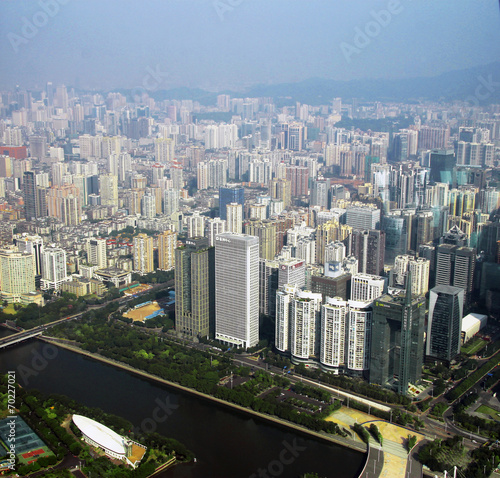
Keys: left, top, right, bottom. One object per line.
{"left": 1, "top": 303, "right": 19, "bottom": 315}
{"left": 462, "top": 337, "right": 487, "bottom": 356}
{"left": 477, "top": 404, "right": 500, "bottom": 421}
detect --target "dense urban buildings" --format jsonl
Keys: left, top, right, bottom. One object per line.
{"left": 0, "top": 79, "right": 497, "bottom": 398}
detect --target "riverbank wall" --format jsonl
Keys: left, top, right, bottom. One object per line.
{"left": 39, "top": 336, "right": 368, "bottom": 458}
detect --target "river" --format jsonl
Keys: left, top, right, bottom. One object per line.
{"left": 0, "top": 330, "right": 364, "bottom": 478}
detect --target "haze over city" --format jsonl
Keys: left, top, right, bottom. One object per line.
{"left": 0, "top": 0, "right": 499, "bottom": 90}
{"left": 1, "top": 1, "right": 500, "bottom": 478}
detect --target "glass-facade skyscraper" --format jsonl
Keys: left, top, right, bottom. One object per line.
{"left": 219, "top": 186, "right": 244, "bottom": 221}
{"left": 370, "top": 283, "right": 425, "bottom": 395}
{"left": 426, "top": 285, "right": 464, "bottom": 362}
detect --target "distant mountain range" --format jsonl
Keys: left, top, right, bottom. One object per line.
{"left": 123, "top": 62, "right": 500, "bottom": 106}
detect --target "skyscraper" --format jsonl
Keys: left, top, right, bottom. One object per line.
{"left": 175, "top": 237, "right": 215, "bottom": 339}
{"left": 347, "top": 229, "right": 385, "bottom": 276}
{"left": 370, "top": 286, "right": 426, "bottom": 395}
{"left": 219, "top": 186, "right": 244, "bottom": 221}
{"left": 435, "top": 244, "right": 476, "bottom": 307}
{"left": 215, "top": 233, "right": 259, "bottom": 348}
{"left": 23, "top": 170, "right": 37, "bottom": 221}
{"left": 426, "top": 285, "right": 464, "bottom": 362}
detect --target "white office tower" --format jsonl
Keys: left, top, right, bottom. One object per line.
{"left": 141, "top": 193, "right": 156, "bottom": 219}
{"left": 215, "top": 233, "right": 259, "bottom": 348}
{"left": 345, "top": 206, "right": 380, "bottom": 230}
{"left": 392, "top": 255, "right": 430, "bottom": 296}
{"left": 187, "top": 212, "right": 206, "bottom": 238}
{"left": 290, "top": 289, "right": 323, "bottom": 362}
{"left": 346, "top": 300, "right": 372, "bottom": 373}
{"left": 99, "top": 174, "right": 118, "bottom": 206}
{"left": 324, "top": 241, "right": 346, "bottom": 264}
{"left": 350, "top": 273, "right": 386, "bottom": 302}
{"left": 163, "top": 189, "right": 179, "bottom": 217}
{"left": 320, "top": 298, "right": 347, "bottom": 372}
{"left": 206, "top": 217, "right": 226, "bottom": 246}
{"left": 226, "top": 202, "right": 243, "bottom": 233}
{"left": 13, "top": 234, "right": 43, "bottom": 276}
{"left": 85, "top": 238, "right": 107, "bottom": 269}
{"left": 41, "top": 247, "right": 68, "bottom": 291}
{"left": 275, "top": 284, "right": 294, "bottom": 353}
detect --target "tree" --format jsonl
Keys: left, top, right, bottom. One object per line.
{"left": 407, "top": 435, "right": 417, "bottom": 452}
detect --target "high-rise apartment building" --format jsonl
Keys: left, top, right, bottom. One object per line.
{"left": 0, "top": 249, "right": 36, "bottom": 302}
{"left": 158, "top": 230, "right": 177, "bottom": 271}
{"left": 187, "top": 213, "right": 206, "bottom": 238}
{"left": 226, "top": 202, "right": 243, "bottom": 233}
{"left": 215, "top": 233, "right": 259, "bottom": 348}
{"left": 206, "top": 218, "right": 226, "bottom": 247}
{"left": 99, "top": 174, "right": 118, "bottom": 206}
{"left": 391, "top": 255, "right": 430, "bottom": 296}
{"left": 133, "top": 234, "right": 154, "bottom": 274}
{"left": 41, "top": 247, "right": 68, "bottom": 291}
{"left": 245, "top": 219, "right": 277, "bottom": 260}
{"left": 13, "top": 234, "right": 43, "bottom": 277}
{"left": 320, "top": 297, "right": 347, "bottom": 372}
{"left": 175, "top": 237, "right": 215, "bottom": 339}
{"left": 85, "top": 238, "right": 107, "bottom": 269}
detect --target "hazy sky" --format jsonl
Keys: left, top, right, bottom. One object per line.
{"left": 0, "top": 0, "right": 499, "bottom": 91}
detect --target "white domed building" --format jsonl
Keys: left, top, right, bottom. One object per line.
{"left": 72, "top": 415, "right": 146, "bottom": 468}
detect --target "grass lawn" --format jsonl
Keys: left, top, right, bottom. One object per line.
{"left": 477, "top": 404, "right": 500, "bottom": 420}
{"left": 462, "top": 338, "right": 487, "bottom": 355}
{"left": 1, "top": 304, "right": 18, "bottom": 315}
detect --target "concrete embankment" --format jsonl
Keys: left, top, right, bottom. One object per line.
{"left": 39, "top": 337, "right": 368, "bottom": 458}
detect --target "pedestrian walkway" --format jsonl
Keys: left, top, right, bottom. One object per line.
{"left": 327, "top": 407, "right": 425, "bottom": 478}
